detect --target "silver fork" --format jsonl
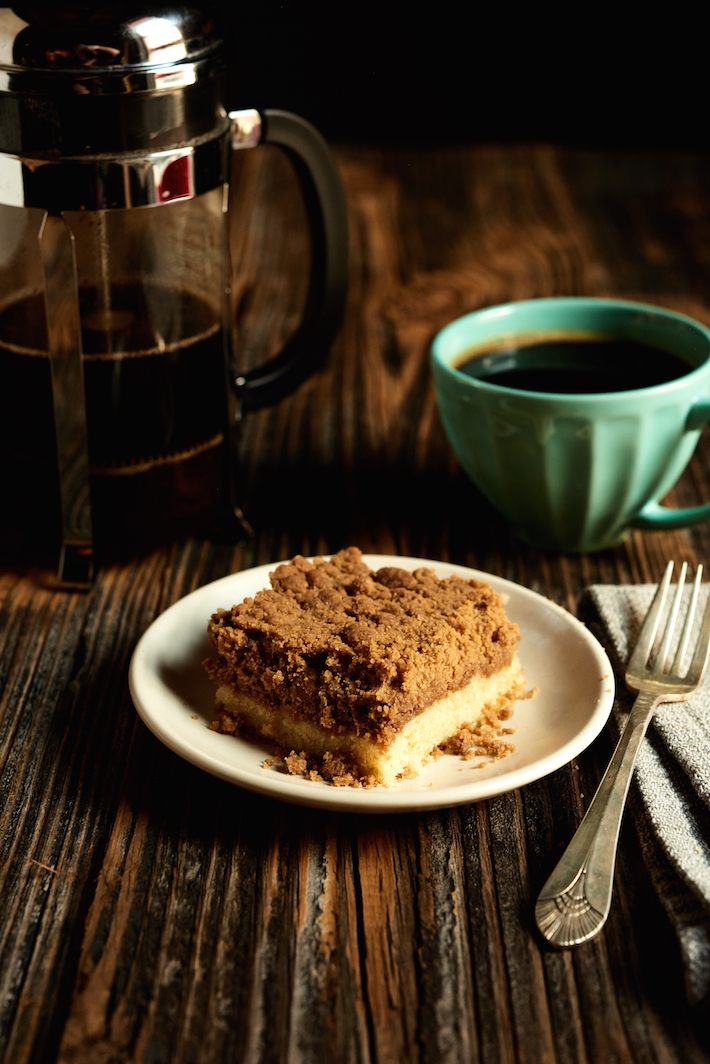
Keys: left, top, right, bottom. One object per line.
{"left": 535, "top": 560, "right": 710, "bottom": 948}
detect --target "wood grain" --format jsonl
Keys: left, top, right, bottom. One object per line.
{"left": 2, "top": 143, "right": 710, "bottom": 1063}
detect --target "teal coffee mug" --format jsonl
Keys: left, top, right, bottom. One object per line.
{"left": 430, "top": 297, "right": 710, "bottom": 552}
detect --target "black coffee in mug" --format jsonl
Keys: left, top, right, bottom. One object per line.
{"left": 456, "top": 334, "right": 693, "bottom": 394}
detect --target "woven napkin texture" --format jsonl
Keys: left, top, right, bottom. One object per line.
{"left": 584, "top": 583, "right": 710, "bottom": 1007}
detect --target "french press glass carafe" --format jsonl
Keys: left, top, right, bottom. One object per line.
{"left": 0, "top": 4, "right": 348, "bottom": 585}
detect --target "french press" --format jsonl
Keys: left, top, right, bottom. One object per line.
{"left": 0, "top": 4, "right": 348, "bottom": 586}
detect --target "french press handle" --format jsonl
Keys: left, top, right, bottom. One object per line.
{"left": 229, "top": 109, "right": 349, "bottom": 415}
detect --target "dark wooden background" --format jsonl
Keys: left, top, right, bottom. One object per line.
{"left": 3, "top": 141, "right": 710, "bottom": 1062}
{"left": 217, "top": 1, "right": 707, "bottom": 151}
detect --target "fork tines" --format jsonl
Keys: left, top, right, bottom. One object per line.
{"left": 627, "top": 561, "right": 710, "bottom": 685}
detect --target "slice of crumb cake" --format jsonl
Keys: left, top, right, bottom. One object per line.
{"left": 203, "top": 547, "right": 526, "bottom": 787}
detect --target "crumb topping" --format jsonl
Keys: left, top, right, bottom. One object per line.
{"left": 204, "top": 547, "right": 520, "bottom": 742}
{"left": 282, "top": 749, "right": 377, "bottom": 788}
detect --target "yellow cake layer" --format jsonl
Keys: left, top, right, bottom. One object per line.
{"left": 213, "top": 654, "right": 525, "bottom": 786}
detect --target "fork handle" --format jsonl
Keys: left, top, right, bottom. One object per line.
{"left": 535, "top": 690, "right": 658, "bottom": 947}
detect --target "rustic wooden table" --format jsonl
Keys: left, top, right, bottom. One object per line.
{"left": 3, "top": 143, "right": 710, "bottom": 1063}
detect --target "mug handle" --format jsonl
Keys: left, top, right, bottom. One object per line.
{"left": 632, "top": 398, "right": 710, "bottom": 530}
{"left": 228, "top": 109, "right": 349, "bottom": 415}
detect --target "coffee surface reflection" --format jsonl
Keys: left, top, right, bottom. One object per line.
{"left": 457, "top": 334, "right": 692, "bottom": 394}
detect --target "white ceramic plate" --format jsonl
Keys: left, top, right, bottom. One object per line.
{"left": 129, "top": 555, "right": 615, "bottom": 812}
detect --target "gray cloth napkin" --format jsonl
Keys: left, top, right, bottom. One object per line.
{"left": 584, "top": 584, "right": 710, "bottom": 1007}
